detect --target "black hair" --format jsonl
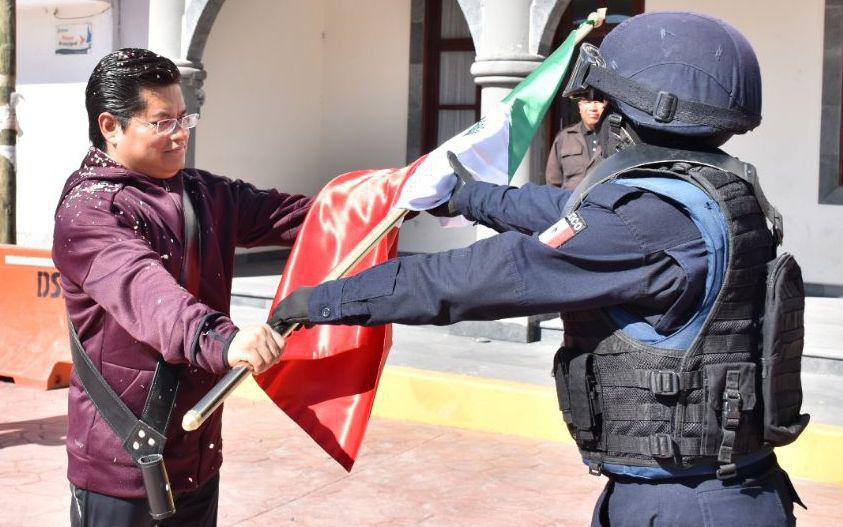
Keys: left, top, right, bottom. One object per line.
{"left": 85, "top": 48, "right": 181, "bottom": 150}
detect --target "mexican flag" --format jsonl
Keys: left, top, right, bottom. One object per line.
{"left": 254, "top": 17, "right": 597, "bottom": 470}
{"left": 396, "top": 28, "right": 581, "bottom": 210}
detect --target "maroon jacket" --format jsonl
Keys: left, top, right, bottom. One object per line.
{"left": 53, "top": 148, "right": 311, "bottom": 498}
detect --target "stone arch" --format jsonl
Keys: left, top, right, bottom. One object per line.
{"left": 455, "top": 0, "right": 570, "bottom": 58}
{"left": 531, "top": 0, "right": 571, "bottom": 56}
{"left": 183, "top": 0, "right": 227, "bottom": 63}
{"left": 170, "top": 0, "right": 226, "bottom": 164}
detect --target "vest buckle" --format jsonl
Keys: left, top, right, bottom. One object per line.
{"left": 650, "top": 370, "right": 679, "bottom": 396}
{"left": 648, "top": 433, "right": 675, "bottom": 458}
{"left": 716, "top": 463, "right": 738, "bottom": 480}
{"left": 723, "top": 389, "right": 742, "bottom": 430}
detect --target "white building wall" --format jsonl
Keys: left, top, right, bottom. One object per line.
{"left": 319, "top": 0, "right": 482, "bottom": 253}
{"left": 196, "top": 0, "right": 477, "bottom": 254}
{"left": 320, "top": 0, "right": 411, "bottom": 177}
{"left": 14, "top": 0, "right": 841, "bottom": 287}
{"left": 195, "top": 0, "right": 326, "bottom": 197}
{"left": 645, "top": 0, "right": 841, "bottom": 286}
{"left": 16, "top": 4, "right": 114, "bottom": 248}
{"left": 196, "top": 0, "right": 413, "bottom": 195}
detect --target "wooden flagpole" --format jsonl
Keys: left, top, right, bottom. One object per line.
{"left": 183, "top": 8, "right": 606, "bottom": 433}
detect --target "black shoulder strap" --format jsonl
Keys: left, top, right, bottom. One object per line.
{"left": 563, "top": 143, "right": 783, "bottom": 244}
{"left": 181, "top": 177, "right": 202, "bottom": 296}
{"left": 68, "top": 175, "right": 203, "bottom": 460}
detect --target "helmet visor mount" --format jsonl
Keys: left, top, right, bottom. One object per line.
{"left": 562, "top": 43, "right": 604, "bottom": 100}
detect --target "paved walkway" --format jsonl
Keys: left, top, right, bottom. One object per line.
{"left": 1, "top": 383, "right": 841, "bottom": 526}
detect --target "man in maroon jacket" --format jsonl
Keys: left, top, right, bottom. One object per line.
{"left": 53, "top": 49, "right": 312, "bottom": 526}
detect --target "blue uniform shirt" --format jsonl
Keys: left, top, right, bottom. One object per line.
{"left": 308, "top": 180, "right": 707, "bottom": 333}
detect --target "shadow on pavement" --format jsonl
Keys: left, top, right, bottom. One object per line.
{"left": 0, "top": 414, "right": 67, "bottom": 448}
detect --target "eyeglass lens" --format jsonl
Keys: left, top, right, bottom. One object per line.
{"left": 156, "top": 114, "right": 199, "bottom": 134}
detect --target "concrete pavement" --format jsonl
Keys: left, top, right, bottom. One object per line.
{"left": 227, "top": 302, "right": 843, "bottom": 486}
{"left": 2, "top": 261, "right": 841, "bottom": 525}
{"left": 1, "top": 382, "right": 841, "bottom": 526}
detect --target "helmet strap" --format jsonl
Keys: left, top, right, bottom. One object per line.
{"left": 597, "top": 112, "right": 638, "bottom": 158}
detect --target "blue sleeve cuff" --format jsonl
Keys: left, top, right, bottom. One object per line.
{"left": 309, "top": 279, "right": 345, "bottom": 322}
{"left": 308, "top": 259, "right": 401, "bottom": 325}
{"left": 454, "top": 180, "right": 494, "bottom": 222}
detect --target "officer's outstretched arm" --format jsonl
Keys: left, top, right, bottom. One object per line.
{"left": 300, "top": 203, "right": 649, "bottom": 327}
{"left": 454, "top": 180, "right": 573, "bottom": 235}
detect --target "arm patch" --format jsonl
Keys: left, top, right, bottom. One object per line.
{"left": 538, "top": 211, "right": 588, "bottom": 248}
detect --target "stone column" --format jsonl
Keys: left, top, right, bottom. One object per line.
{"left": 148, "top": 0, "right": 184, "bottom": 59}
{"left": 147, "top": 0, "right": 207, "bottom": 167}
{"left": 449, "top": 0, "right": 568, "bottom": 343}
{"left": 173, "top": 59, "right": 207, "bottom": 120}
{"left": 459, "top": 0, "right": 568, "bottom": 187}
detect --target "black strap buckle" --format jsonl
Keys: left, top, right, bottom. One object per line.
{"left": 576, "top": 430, "right": 598, "bottom": 445}
{"left": 716, "top": 463, "right": 738, "bottom": 480}
{"left": 122, "top": 421, "right": 168, "bottom": 463}
{"left": 654, "top": 91, "right": 679, "bottom": 122}
{"left": 722, "top": 390, "right": 742, "bottom": 430}
{"left": 650, "top": 371, "right": 679, "bottom": 396}
{"left": 648, "top": 433, "right": 675, "bottom": 458}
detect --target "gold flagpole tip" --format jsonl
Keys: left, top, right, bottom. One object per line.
{"left": 589, "top": 8, "right": 607, "bottom": 28}
{"left": 182, "top": 410, "right": 202, "bottom": 432}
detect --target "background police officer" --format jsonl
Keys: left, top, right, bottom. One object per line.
{"left": 272, "top": 12, "right": 805, "bottom": 526}
{"left": 545, "top": 90, "right": 606, "bottom": 189}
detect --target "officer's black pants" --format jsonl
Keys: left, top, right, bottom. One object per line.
{"left": 69, "top": 473, "right": 219, "bottom": 527}
{"left": 591, "top": 456, "right": 803, "bottom": 527}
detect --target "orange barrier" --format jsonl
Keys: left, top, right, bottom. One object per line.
{"left": 0, "top": 244, "right": 71, "bottom": 389}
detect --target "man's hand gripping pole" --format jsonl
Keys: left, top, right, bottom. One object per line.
{"left": 181, "top": 207, "right": 409, "bottom": 432}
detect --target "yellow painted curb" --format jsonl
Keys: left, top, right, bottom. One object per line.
{"left": 372, "top": 366, "right": 571, "bottom": 443}
{"left": 776, "top": 423, "right": 843, "bottom": 485}
{"left": 232, "top": 365, "right": 843, "bottom": 485}
{"left": 232, "top": 374, "right": 271, "bottom": 401}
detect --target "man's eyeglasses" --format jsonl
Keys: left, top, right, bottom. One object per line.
{"left": 133, "top": 113, "right": 200, "bottom": 135}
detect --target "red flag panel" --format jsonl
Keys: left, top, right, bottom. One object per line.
{"left": 254, "top": 159, "right": 422, "bottom": 470}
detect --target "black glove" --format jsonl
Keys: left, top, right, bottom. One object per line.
{"left": 268, "top": 286, "right": 314, "bottom": 333}
{"left": 427, "top": 151, "right": 475, "bottom": 218}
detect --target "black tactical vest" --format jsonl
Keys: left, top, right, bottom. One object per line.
{"left": 553, "top": 144, "right": 809, "bottom": 478}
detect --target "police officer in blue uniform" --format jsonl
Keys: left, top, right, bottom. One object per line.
{"left": 272, "top": 13, "right": 809, "bottom": 526}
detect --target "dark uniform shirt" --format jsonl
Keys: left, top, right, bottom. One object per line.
{"left": 583, "top": 124, "right": 598, "bottom": 157}
{"left": 308, "top": 181, "right": 708, "bottom": 333}
{"left": 545, "top": 122, "right": 599, "bottom": 189}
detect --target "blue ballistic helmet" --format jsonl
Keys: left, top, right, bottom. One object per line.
{"left": 564, "top": 12, "right": 762, "bottom": 137}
